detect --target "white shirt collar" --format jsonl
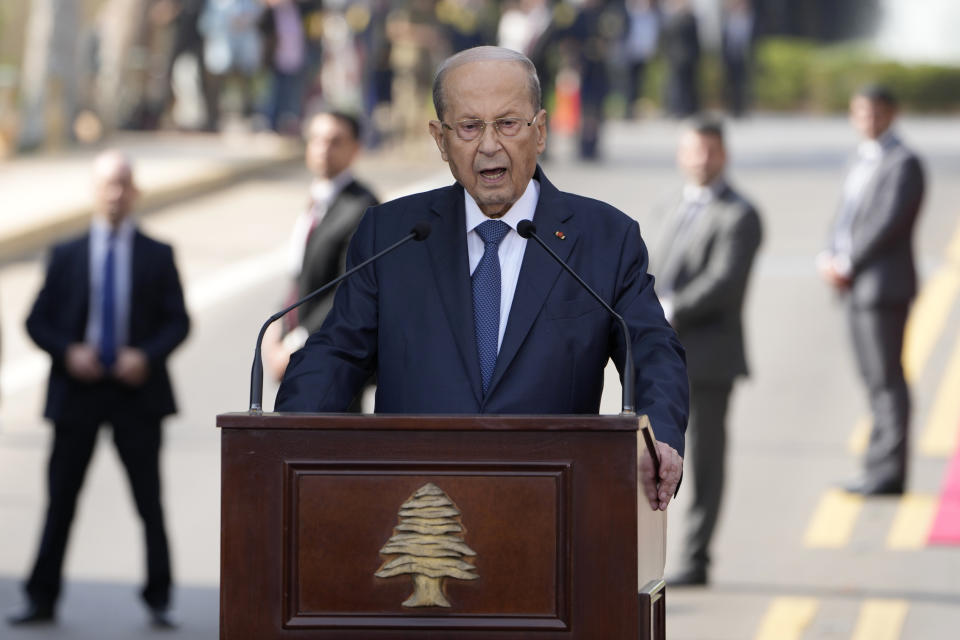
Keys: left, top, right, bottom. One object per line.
{"left": 858, "top": 129, "right": 897, "bottom": 161}
{"left": 310, "top": 169, "right": 354, "bottom": 210}
{"left": 464, "top": 178, "right": 541, "bottom": 235}
{"left": 91, "top": 216, "right": 135, "bottom": 241}
{"left": 682, "top": 176, "right": 725, "bottom": 205}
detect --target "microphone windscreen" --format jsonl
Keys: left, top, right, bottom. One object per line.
{"left": 411, "top": 222, "right": 432, "bottom": 241}
{"left": 517, "top": 220, "right": 536, "bottom": 238}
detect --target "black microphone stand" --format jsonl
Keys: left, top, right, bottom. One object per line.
{"left": 517, "top": 220, "right": 635, "bottom": 413}
{"left": 249, "top": 223, "right": 430, "bottom": 413}
{"left": 517, "top": 220, "right": 662, "bottom": 481}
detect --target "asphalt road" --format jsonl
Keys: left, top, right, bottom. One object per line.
{"left": 1, "top": 115, "right": 960, "bottom": 639}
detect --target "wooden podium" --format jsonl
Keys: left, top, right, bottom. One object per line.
{"left": 218, "top": 413, "right": 666, "bottom": 639}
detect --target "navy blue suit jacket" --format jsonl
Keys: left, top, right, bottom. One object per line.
{"left": 276, "top": 167, "right": 689, "bottom": 455}
{"left": 27, "top": 230, "right": 190, "bottom": 422}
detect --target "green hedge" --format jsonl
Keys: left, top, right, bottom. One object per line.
{"left": 754, "top": 38, "right": 960, "bottom": 113}
{"left": 606, "top": 37, "right": 960, "bottom": 116}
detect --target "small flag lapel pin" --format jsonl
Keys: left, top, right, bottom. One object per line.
{"left": 555, "top": 230, "right": 566, "bottom": 240}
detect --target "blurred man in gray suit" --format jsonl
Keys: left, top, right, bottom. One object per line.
{"left": 653, "top": 116, "right": 762, "bottom": 586}
{"left": 818, "top": 86, "right": 925, "bottom": 496}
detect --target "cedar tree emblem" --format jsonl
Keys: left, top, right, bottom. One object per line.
{"left": 375, "top": 482, "right": 478, "bottom": 607}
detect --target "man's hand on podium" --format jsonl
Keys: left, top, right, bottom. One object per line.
{"left": 639, "top": 442, "right": 683, "bottom": 511}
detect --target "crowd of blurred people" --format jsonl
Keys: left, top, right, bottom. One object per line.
{"left": 11, "top": 0, "right": 759, "bottom": 158}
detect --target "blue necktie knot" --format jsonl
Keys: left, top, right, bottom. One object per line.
{"left": 475, "top": 219, "right": 510, "bottom": 247}
{"left": 472, "top": 219, "right": 510, "bottom": 395}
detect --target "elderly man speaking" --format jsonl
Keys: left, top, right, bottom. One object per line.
{"left": 276, "top": 46, "right": 688, "bottom": 511}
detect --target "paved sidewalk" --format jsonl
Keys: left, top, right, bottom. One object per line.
{"left": 0, "top": 131, "right": 304, "bottom": 262}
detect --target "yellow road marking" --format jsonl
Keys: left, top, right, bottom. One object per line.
{"left": 916, "top": 219, "right": 960, "bottom": 455}
{"left": 847, "top": 416, "right": 871, "bottom": 456}
{"left": 919, "top": 332, "right": 960, "bottom": 457}
{"left": 850, "top": 599, "right": 909, "bottom": 640}
{"left": 753, "top": 597, "right": 819, "bottom": 640}
{"left": 850, "top": 213, "right": 960, "bottom": 455}
{"left": 903, "top": 269, "right": 960, "bottom": 382}
{"left": 886, "top": 493, "right": 938, "bottom": 549}
{"left": 803, "top": 489, "right": 864, "bottom": 548}
{"left": 849, "top": 267, "right": 960, "bottom": 456}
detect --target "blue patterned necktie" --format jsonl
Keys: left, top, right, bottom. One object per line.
{"left": 472, "top": 219, "right": 511, "bottom": 395}
{"left": 100, "top": 233, "right": 117, "bottom": 368}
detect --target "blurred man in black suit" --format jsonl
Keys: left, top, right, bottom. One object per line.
{"left": 661, "top": 0, "right": 701, "bottom": 118}
{"left": 721, "top": 0, "right": 754, "bottom": 117}
{"left": 265, "top": 111, "right": 379, "bottom": 398}
{"left": 9, "top": 150, "right": 189, "bottom": 628}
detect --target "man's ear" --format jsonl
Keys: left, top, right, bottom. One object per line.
{"left": 535, "top": 109, "right": 547, "bottom": 154}
{"left": 428, "top": 120, "right": 449, "bottom": 162}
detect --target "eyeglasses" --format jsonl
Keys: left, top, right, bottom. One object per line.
{"left": 441, "top": 114, "right": 539, "bottom": 141}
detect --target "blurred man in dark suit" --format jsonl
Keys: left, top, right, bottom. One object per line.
{"left": 265, "top": 111, "right": 378, "bottom": 395}
{"left": 8, "top": 151, "right": 190, "bottom": 628}
{"left": 661, "top": 0, "right": 701, "bottom": 118}
{"left": 721, "top": 0, "right": 754, "bottom": 117}
{"left": 653, "top": 116, "right": 762, "bottom": 586}
{"left": 818, "top": 86, "right": 925, "bottom": 496}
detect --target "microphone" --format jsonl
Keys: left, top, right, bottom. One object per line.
{"left": 517, "top": 220, "right": 635, "bottom": 413}
{"left": 248, "top": 222, "right": 432, "bottom": 413}
{"left": 517, "top": 220, "right": 661, "bottom": 478}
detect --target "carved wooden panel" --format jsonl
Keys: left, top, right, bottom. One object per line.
{"left": 284, "top": 463, "right": 570, "bottom": 629}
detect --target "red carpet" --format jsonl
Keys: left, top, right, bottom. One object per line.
{"left": 929, "top": 427, "right": 960, "bottom": 545}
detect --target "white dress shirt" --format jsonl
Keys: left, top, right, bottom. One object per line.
{"left": 465, "top": 178, "right": 540, "bottom": 351}
{"left": 828, "top": 130, "right": 896, "bottom": 275}
{"left": 85, "top": 217, "right": 135, "bottom": 351}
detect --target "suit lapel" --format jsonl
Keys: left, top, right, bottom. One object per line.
{"left": 664, "top": 185, "right": 730, "bottom": 285}
{"left": 652, "top": 192, "right": 687, "bottom": 275}
{"left": 303, "top": 183, "right": 353, "bottom": 261}
{"left": 319, "top": 182, "right": 356, "bottom": 229}
{"left": 485, "top": 168, "right": 575, "bottom": 401}
{"left": 129, "top": 231, "right": 149, "bottom": 334}
{"left": 683, "top": 190, "right": 726, "bottom": 265}
{"left": 854, "top": 141, "right": 900, "bottom": 228}
{"left": 427, "top": 184, "right": 484, "bottom": 404}
{"left": 76, "top": 234, "right": 92, "bottom": 337}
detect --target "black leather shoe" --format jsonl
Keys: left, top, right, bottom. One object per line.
{"left": 7, "top": 604, "right": 55, "bottom": 625}
{"left": 666, "top": 566, "right": 708, "bottom": 587}
{"left": 147, "top": 605, "right": 177, "bottom": 630}
{"left": 842, "top": 476, "right": 904, "bottom": 496}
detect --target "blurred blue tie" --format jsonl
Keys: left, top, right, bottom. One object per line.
{"left": 472, "top": 220, "right": 510, "bottom": 395}
{"left": 100, "top": 233, "right": 117, "bottom": 368}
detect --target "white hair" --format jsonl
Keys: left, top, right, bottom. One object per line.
{"left": 432, "top": 46, "right": 541, "bottom": 120}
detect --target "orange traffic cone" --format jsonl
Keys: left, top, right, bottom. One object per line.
{"left": 552, "top": 68, "right": 581, "bottom": 135}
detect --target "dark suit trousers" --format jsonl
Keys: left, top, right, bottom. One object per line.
{"left": 26, "top": 408, "right": 171, "bottom": 610}
{"left": 847, "top": 303, "right": 910, "bottom": 485}
{"left": 723, "top": 55, "right": 749, "bottom": 117}
{"left": 666, "top": 63, "right": 699, "bottom": 118}
{"left": 679, "top": 380, "right": 733, "bottom": 572}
